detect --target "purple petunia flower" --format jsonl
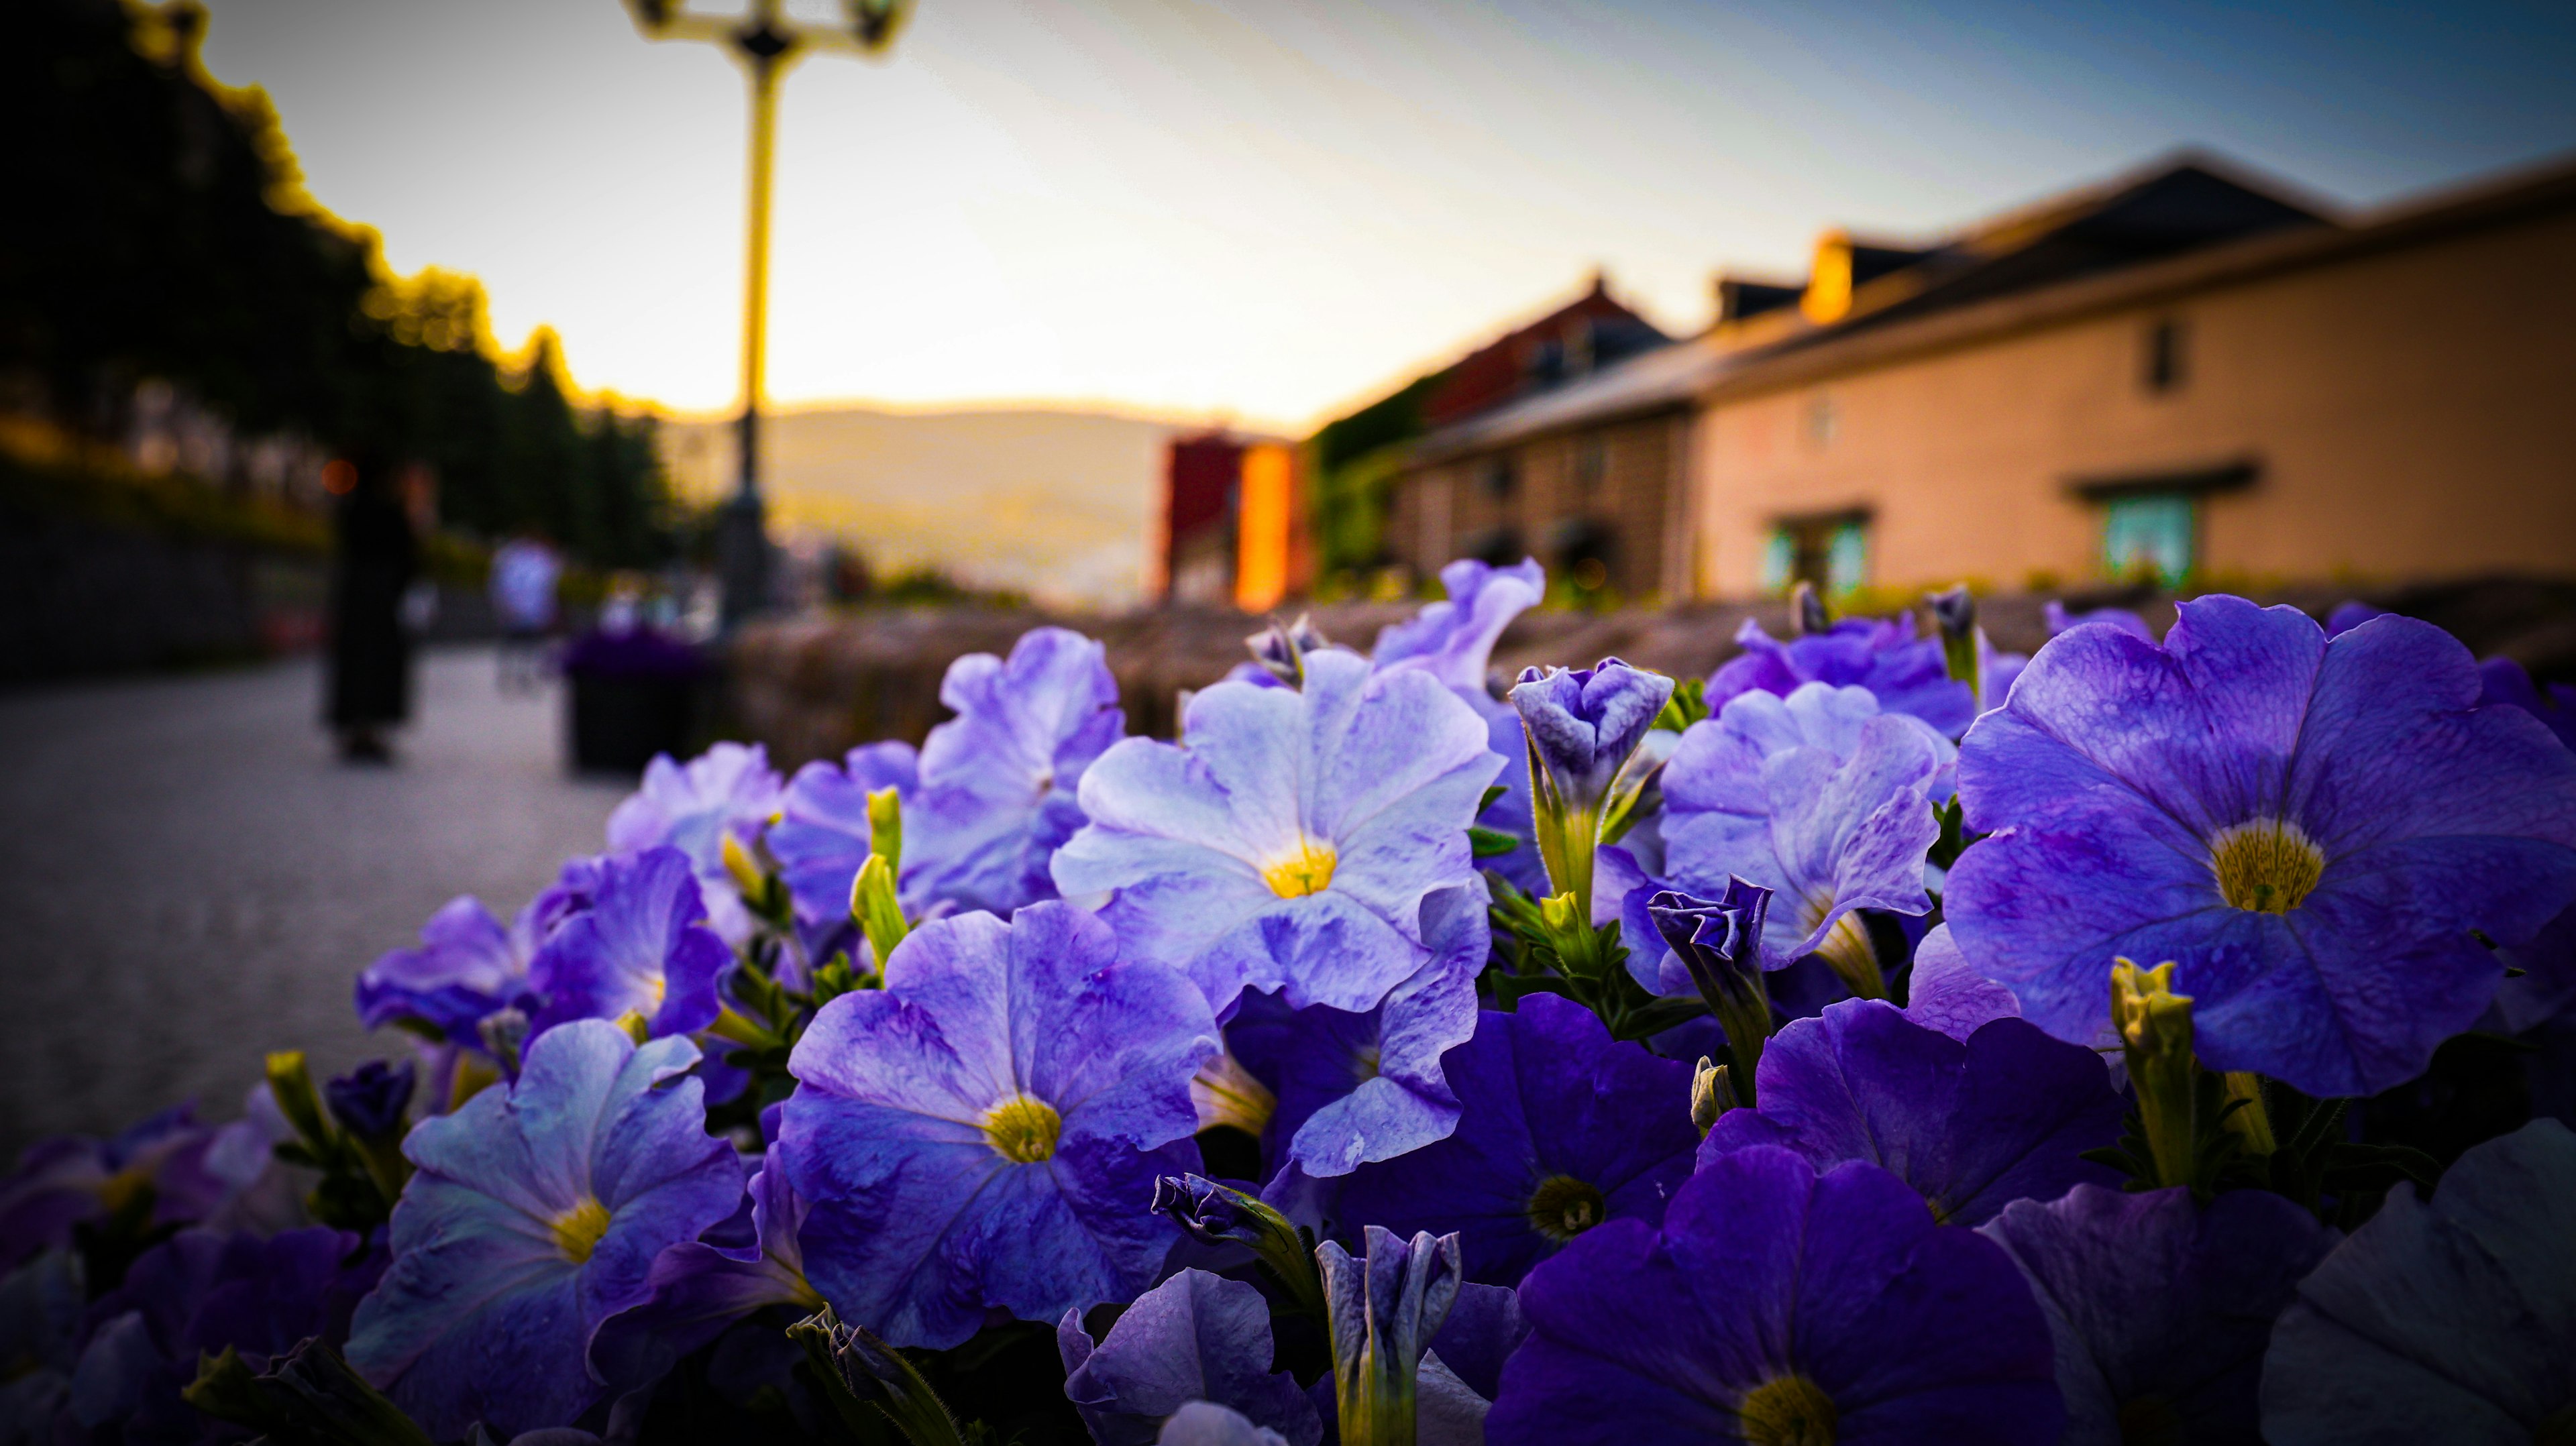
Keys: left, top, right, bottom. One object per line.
{"left": 344, "top": 1021, "right": 742, "bottom": 1439}
{"left": 1371, "top": 557, "right": 1545, "bottom": 698}
{"left": 780, "top": 902, "right": 1218, "bottom": 1349}
{"left": 588, "top": 1157, "right": 820, "bottom": 1393}
{"left": 767, "top": 740, "right": 922, "bottom": 954}
{"left": 0, "top": 1108, "right": 229, "bottom": 1271}
{"left": 2322, "top": 600, "right": 2387, "bottom": 637}
{"left": 1658, "top": 682, "right": 1942, "bottom": 996}
{"left": 1981, "top": 1183, "right": 2336, "bottom": 1446}
{"left": 356, "top": 893, "right": 545, "bottom": 1044}
{"left": 1222, "top": 878, "right": 1488, "bottom": 1179}
{"left": 904, "top": 626, "right": 1126, "bottom": 916}
{"left": 1053, "top": 649, "right": 1500, "bottom": 1019}
{"left": 1699, "top": 999, "right": 2123, "bottom": 1225}
{"left": 1946, "top": 596, "right": 2576, "bottom": 1097}
{"left": 1374, "top": 559, "right": 1550, "bottom": 895}
{"left": 1486, "top": 1146, "right": 2063, "bottom": 1445}
{"left": 1709, "top": 614, "right": 1977, "bottom": 738}
{"left": 1334, "top": 995, "right": 1698, "bottom": 1286}
{"left": 2479, "top": 655, "right": 2576, "bottom": 755}
{"left": 1057, "top": 1268, "right": 1323, "bottom": 1446}
{"left": 606, "top": 741, "right": 786, "bottom": 946}
{"left": 57, "top": 1225, "right": 375, "bottom": 1441}
{"left": 2261, "top": 1119, "right": 2576, "bottom": 1445}
{"left": 1902, "top": 922, "right": 2028, "bottom": 1042}
{"left": 525, "top": 846, "right": 729, "bottom": 1042}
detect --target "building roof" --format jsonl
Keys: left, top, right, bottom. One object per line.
{"left": 1404, "top": 334, "right": 1724, "bottom": 463}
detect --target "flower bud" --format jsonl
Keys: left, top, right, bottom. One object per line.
{"left": 1790, "top": 581, "right": 1830, "bottom": 636}
{"left": 865, "top": 786, "right": 904, "bottom": 875}
{"left": 849, "top": 854, "right": 908, "bottom": 968}
{"left": 1245, "top": 614, "right": 1331, "bottom": 687}
{"left": 2111, "top": 959, "right": 2200, "bottom": 1190}
{"left": 1152, "top": 1174, "right": 1326, "bottom": 1321}
{"left": 1648, "top": 881, "right": 1775, "bottom": 1099}
{"left": 1317, "top": 1226, "right": 1462, "bottom": 1446}
{"left": 1509, "top": 658, "right": 1674, "bottom": 915}
{"left": 1927, "top": 584, "right": 1981, "bottom": 702}
{"left": 786, "top": 1304, "right": 971, "bottom": 1446}
{"left": 325, "top": 1060, "right": 416, "bottom": 1142}
{"left": 1689, "top": 1056, "right": 1737, "bottom": 1137}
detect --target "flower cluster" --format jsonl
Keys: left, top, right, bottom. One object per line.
{"left": 11, "top": 571, "right": 2575, "bottom": 1444}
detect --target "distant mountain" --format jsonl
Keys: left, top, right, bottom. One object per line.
{"left": 658, "top": 404, "right": 1201, "bottom": 609}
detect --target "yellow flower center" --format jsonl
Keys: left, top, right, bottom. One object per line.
{"left": 1261, "top": 838, "right": 1338, "bottom": 898}
{"left": 551, "top": 1195, "right": 612, "bottom": 1264}
{"left": 1739, "top": 1374, "right": 1837, "bottom": 1446}
{"left": 2209, "top": 818, "right": 2324, "bottom": 914}
{"left": 982, "top": 1093, "right": 1063, "bottom": 1164}
{"left": 1524, "top": 1174, "right": 1606, "bottom": 1243}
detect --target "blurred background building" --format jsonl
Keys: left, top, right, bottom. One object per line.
{"left": 1345, "top": 152, "right": 2576, "bottom": 606}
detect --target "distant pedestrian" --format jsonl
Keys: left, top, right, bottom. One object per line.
{"left": 324, "top": 453, "right": 421, "bottom": 763}
{"left": 490, "top": 534, "right": 563, "bottom": 693}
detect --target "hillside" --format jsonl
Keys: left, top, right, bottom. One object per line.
{"left": 658, "top": 405, "right": 1193, "bottom": 610}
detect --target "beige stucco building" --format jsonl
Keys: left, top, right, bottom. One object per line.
{"left": 1378, "top": 153, "right": 2576, "bottom": 602}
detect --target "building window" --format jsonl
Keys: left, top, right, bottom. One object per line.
{"left": 1761, "top": 513, "right": 1869, "bottom": 596}
{"left": 1574, "top": 436, "right": 1607, "bottom": 496}
{"left": 1479, "top": 455, "right": 1518, "bottom": 501}
{"left": 2143, "top": 319, "right": 2187, "bottom": 394}
{"left": 2102, "top": 492, "right": 2194, "bottom": 585}
{"left": 1805, "top": 393, "right": 1839, "bottom": 446}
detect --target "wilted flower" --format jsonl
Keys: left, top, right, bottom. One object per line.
{"left": 344, "top": 1021, "right": 741, "bottom": 1438}
{"left": 1659, "top": 681, "right": 1943, "bottom": 997}
{"left": 1318, "top": 1226, "right": 1462, "bottom": 1446}
{"left": 905, "top": 626, "right": 1125, "bottom": 915}
{"left": 1057, "top": 1268, "right": 1322, "bottom": 1446}
{"left": 1335, "top": 996, "right": 1697, "bottom": 1286}
{"left": 1982, "top": 1184, "right": 2334, "bottom": 1446}
{"left": 780, "top": 903, "right": 1217, "bottom": 1348}
{"left": 525, "top": 846, "right": 729, "bottom": 1041}
{"left": 1709, "top": 613, "right": 1977, "bottom": 738}
{"left": 1055, "top": 649, "right": 1499, "bottom": 1018}
{"left": 1946, "top": 596, "right": 2576, "bottom": 1096}
{"left": 2261, "top": 1119, "right": 2576, "bottom": 1445}
{"left": 1487, "top": 1147, "right": 2062, "bottom": 1445}
{"left": 606, "top": 741, "right": 786, "bottom": 946}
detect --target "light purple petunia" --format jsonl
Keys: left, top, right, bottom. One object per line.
{"left": 1053, "top": 648, "right": 1500, "bottom": 1018}
{"left": 588, "top": 1157, "right": 820, "bottom": 1393}
{"left": 1222, "top": 878, "right": 1489, "bottom": 1179}
{"left": 1373, "top": 559, "right": 1550, "bottom": 895}
{"left": 1486, "top": 1146, "right": 2063, "bottom": 1445}
{"left": 1946, "top": 596, "right": 2576, "bottom": 1097}
{"left": 1057, "top": 1268, "right": 1322, "bottom": 1446}
{"left": 1698, "top": 999, "right": 2125, "bottom": 1225}
{"left": 780, "top": 902, "right": 1218, "bottom": 1349}
{"left": 1902, "top": 922, "right": 2027, "bottom": 1042}
{"left": 526, "top": 846, "right": 729, "bottom": 1042}
{"left": 345, "top": 1021, "right": 742, "bottom": 1439}
{"left": 1709, "top": 614, "right": 1978, "bottom": 738}
{"left": 767, "top": 740, "right": 922, "bottom": 957}
{"left": 2044, "top": 600, "right": 2156, "bottom": 644}
{"left": 356, "top": 895, "right": 540, "bottom": 1043}
{"left": 606, "top": 742, "right": 786, "bottom": 946}
{"left": 901, "top": 626, "right": 1126, "bottom": 916}
{"left": 1658, "top": 681, "right": 1942, "bottom": 992}
{"left": 1982, "top": 1183, "right": 2335, "bottom": 1446}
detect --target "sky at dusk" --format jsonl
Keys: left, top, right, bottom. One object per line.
{"left": 195, "top": 0, "right": 2576, "bottom": 431}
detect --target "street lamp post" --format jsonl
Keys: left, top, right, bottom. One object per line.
{"left": 619, "top": 0, "right": 911, "bottom": 629}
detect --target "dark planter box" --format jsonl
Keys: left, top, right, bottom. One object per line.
{"left": 563, "top": 630, "right": 709, "bottom": 776}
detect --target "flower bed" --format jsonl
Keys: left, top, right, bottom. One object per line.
{"left": 7, "top": 562, "right": 2574, "bottom": 1445}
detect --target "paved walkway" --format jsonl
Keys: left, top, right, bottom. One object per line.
{"left": 0, "top": 648, "right": 630, "bottom": 1160}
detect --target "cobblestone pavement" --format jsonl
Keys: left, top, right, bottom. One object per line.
{"left": 0, "top": 647, "right": 630, "bottom": 1160}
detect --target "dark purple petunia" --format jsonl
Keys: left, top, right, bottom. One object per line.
{"left": 2044, "top": 600, "right": 2156, "bottom": 643}
{"left": 2479, "top": 655, "right": 2576, "bottom": 755}
{"left": 0, "top": 1108, "right": 229, "bottom": 1270}
{"left": 1486, "top": 1146, "right": 2063, "bottom": 1445}
{"left": 526, "top": 846, "right": 730, "bottom": 1041}
{"left": 325, "top": 1060, "right": 416, "bottom": 1140}
{"left": 588, "top": 1157, "right": 822, "bottom": 1394}
{"left": 1946, "top": 596, "right": 2576, "bottom": 1097}
{"left": 1698, "top": 999, "right": 2124, "bottom": 1225}
{"left": 1333, "top": 995, "right": 1697, "bottom": 1286}
{"left": 1980, "top": 1184, "right": 2336, "bottom": 1446}
{"left": 1709, "top": 614, "right": 1977, "bottom": 738}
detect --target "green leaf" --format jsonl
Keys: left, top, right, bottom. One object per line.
{"left": 1467, "top": 827, "right": 1522, "bottom": 858}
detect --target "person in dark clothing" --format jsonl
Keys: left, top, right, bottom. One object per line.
{"left": 324, "top": 453, "right": 419, "bottom": 763}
